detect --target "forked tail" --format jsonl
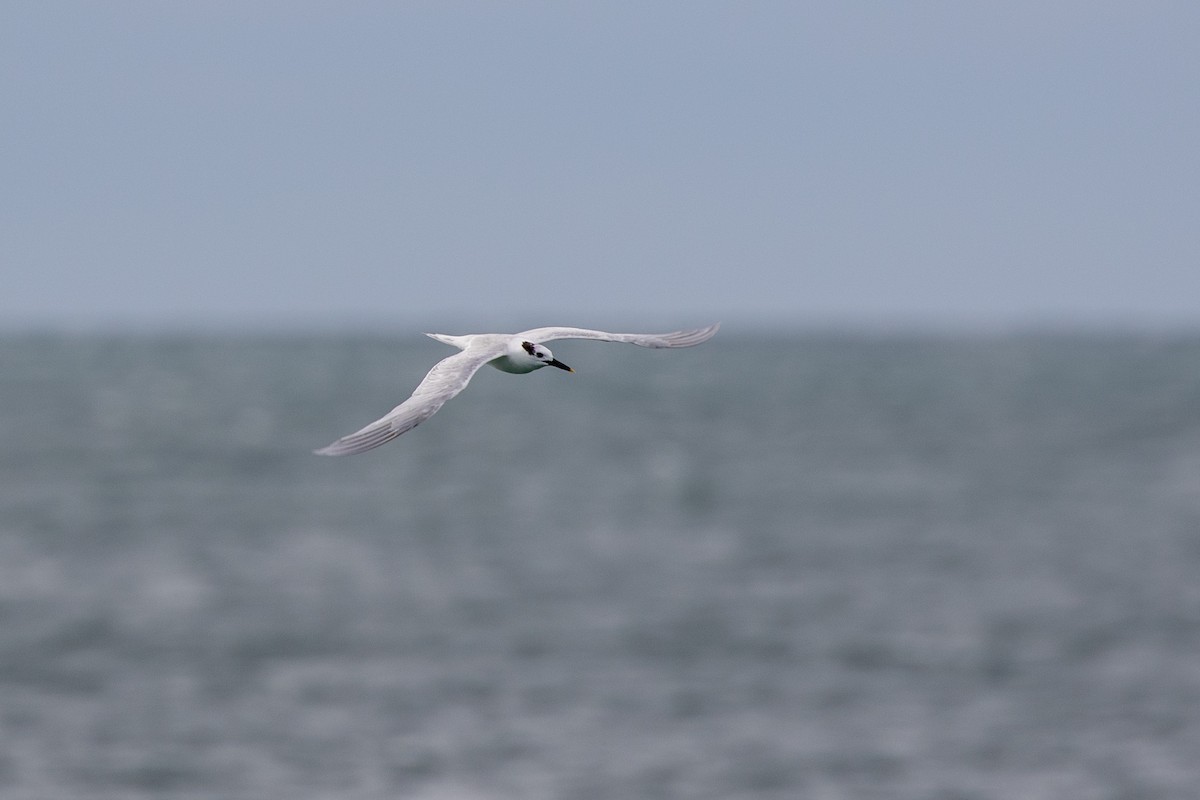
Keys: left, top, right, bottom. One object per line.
{"left": 424, "top": 332, "right": 472, "bottom": 349}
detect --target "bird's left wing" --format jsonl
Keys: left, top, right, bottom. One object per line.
{"left": 313, "top": 346, "right": 500, "bottom": 456}
{"left": 515, "top": 323, "right": 719, "bottom": 348}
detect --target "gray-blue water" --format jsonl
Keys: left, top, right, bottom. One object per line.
{"left": 2, "top": 331, "right": 1199, "bottom": 799}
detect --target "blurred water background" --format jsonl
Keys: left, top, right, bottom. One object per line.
{"left": 2, "top": 330, "right": 1199, "bottom": 799}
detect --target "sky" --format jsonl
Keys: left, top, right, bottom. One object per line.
{"left": 3, "top": 2, "right": 1199, "bottom": 331}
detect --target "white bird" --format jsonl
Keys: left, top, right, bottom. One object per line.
{"left": 314, "top": 323, "right": 720, "bottom": 456}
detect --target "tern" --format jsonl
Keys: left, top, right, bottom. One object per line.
{"left": 314, "top": 323, "right": 720, "bottom": 456}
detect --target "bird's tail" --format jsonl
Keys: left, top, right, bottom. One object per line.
{"left": 424, "top": 332, "right": 471, "bottom": 349}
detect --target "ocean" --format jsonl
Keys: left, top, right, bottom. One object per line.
{"left": 2, "top": 330, "right": 1199, "bottom": 799}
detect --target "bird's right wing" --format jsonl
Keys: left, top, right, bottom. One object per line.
{"left": 515, "top": 323, "right": 720, "bottom": 348}
{"left": 313, "top": 347, "right": 499, "bottom": 456}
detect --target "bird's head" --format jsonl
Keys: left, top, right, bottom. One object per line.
{"left": 520, "top": 340, "right": 574, "bottom": 372}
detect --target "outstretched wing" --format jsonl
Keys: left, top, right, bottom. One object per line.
{"left": 515, "top": 323, "right": 720, "bottom": 348}
{"left": 313, "top": 348, "right": 498, "bottom": 456}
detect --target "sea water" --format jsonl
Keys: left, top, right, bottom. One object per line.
{"left": 2, "top": 331, "right": 1199, "bottom": 799}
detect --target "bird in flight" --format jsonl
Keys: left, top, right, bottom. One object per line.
{"left": 313, "top": 323, "right": 720, "bottom": 456}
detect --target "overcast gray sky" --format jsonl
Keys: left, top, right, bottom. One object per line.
{"left": 3, "top": 2, "right": 1198, "bottom": 331}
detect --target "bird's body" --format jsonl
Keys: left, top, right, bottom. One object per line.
{"left": 313, "top": 323, "right": 719, "bottom": 456}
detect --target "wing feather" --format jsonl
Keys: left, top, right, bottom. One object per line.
{"left": 515, "top": 323, "right": 719, "bottom": 348}
{"left": 313, "top": 347, "right": 498, "bottom": 456}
